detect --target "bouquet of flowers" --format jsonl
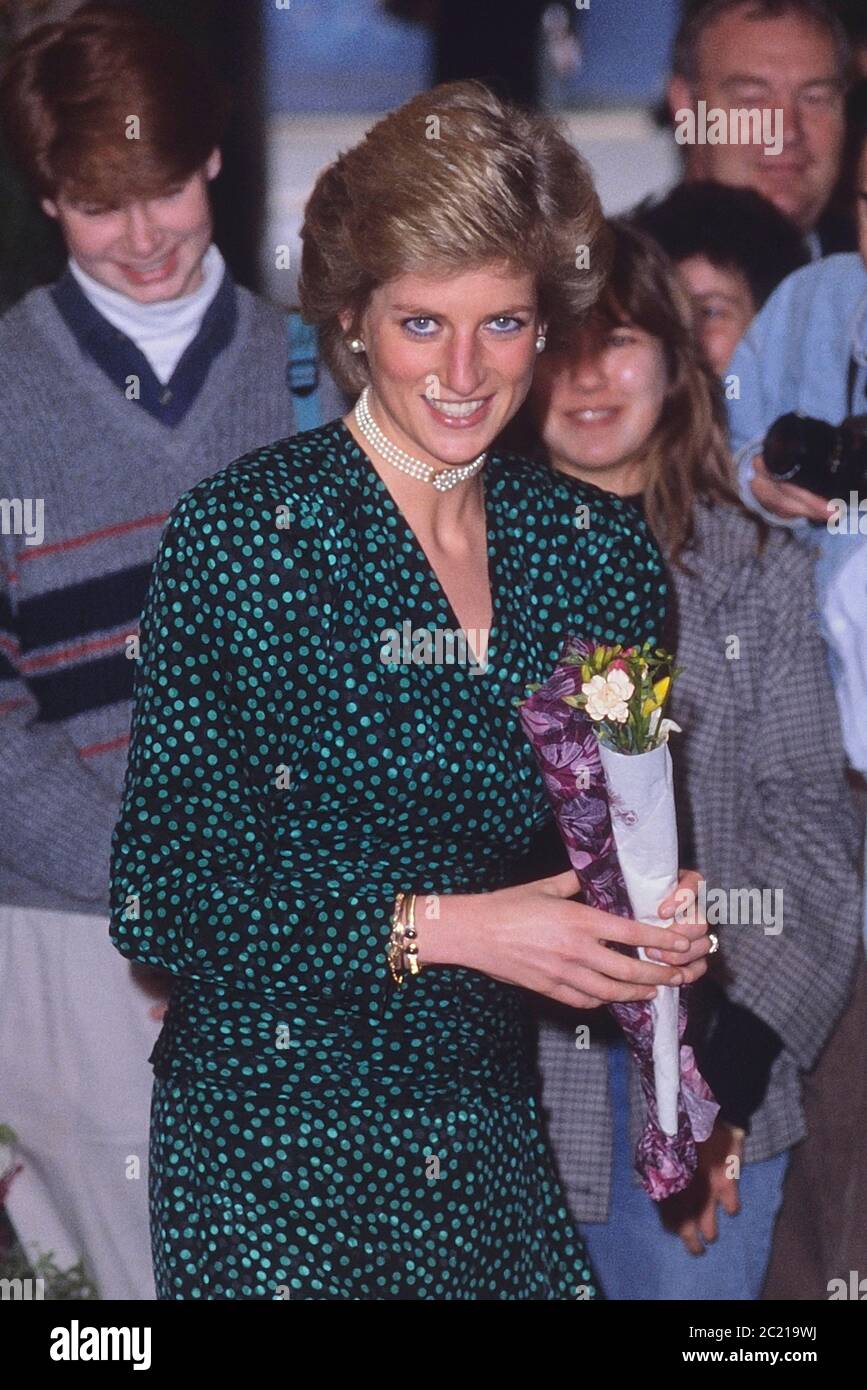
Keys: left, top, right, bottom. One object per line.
{"left": 519, "top": 637, "right": 719, "bottom": 1199}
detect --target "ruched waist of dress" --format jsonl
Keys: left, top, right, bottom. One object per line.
{"left": 149, "top": 970, "right": 537, "bottom": 1105}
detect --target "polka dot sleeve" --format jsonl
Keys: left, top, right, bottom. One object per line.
{"left": 569, "top": 485, "right": 667, "bottom": 651}
{"left": 109, "top": 481, "right": 397, "bottom": 1016}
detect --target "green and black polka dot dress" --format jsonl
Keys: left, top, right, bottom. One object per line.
{"left": 109, "top": 420, "right": 664, "bottom": 1300}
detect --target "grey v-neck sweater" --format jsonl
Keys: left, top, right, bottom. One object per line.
{"left": 0, "top": 279, "right": 343, "bottom": 915}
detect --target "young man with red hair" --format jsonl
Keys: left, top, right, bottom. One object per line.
{"left": 0, "top": 2, "right": 338, "bottom": 1299}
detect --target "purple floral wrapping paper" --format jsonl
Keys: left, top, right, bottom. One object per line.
{"left": 519, "top": 637, "right": 719, "bottom": 1200}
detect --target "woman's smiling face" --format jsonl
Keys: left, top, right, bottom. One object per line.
{"left": 530, "top": 319, "right": 669, "bottom": 494}
{"left": 343, "top": 263, "right": 545, "bottom": 469}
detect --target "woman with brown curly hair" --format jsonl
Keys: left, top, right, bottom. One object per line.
{"left": 513, "top": 221, "right": 862, "bottom": 1300}
{"left": 109, "top": 86, "right": 710, "bottom": 1300}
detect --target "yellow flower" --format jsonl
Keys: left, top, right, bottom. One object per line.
{"left": 641, "top": 675, "right": 670, "bottom": 717}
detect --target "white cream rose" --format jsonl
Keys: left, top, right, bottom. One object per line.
{"left": 581, "top": 668, "right": 634, "bottom": 724}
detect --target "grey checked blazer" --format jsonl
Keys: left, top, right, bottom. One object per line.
{"left": 536, "top": 500, "right": 864, "bottom": 1223}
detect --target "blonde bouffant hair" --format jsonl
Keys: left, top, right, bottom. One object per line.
{"left": 298, "top": 80, "right": 611, "bottom": 395}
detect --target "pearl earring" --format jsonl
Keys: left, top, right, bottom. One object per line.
{"left": 535, "top": 335, "right": 547, "bottom": 353}
{"left": 348, "top": 338, "right": 366, "bottom": 354}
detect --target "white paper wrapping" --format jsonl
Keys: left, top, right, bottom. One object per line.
{"left": 598, "top": 739, "right": 681, "bottom": 1136}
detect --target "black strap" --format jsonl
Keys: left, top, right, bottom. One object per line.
{"left": 286, "top": 309, "right": 322, "bottom": 431}
{"left": 847, "top": 354, "right": 859, "bottom": 415}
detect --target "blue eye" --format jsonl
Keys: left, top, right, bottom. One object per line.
{"left": 402, "top": 317, "right": 438, "bottom": 337}
{"left": 401, "top": 315, "right": 529, "bottom": 337}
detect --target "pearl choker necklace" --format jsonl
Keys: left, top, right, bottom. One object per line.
{"left": 353, "top": 386, "right": 487, "bottom": 492}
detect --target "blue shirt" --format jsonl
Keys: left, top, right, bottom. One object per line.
{"left": 727, "top": 253, "right": 867, "bottom": 778}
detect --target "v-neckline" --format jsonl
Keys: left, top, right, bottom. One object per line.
{"left": 43, "top": 289, "right": 245, "bottom": 451}
{"left": 336, "top": 419, "right": 501, "bottom": 670}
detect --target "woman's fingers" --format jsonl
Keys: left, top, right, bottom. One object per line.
{"left": 550, "top": 986, "right": 611, "bottom": 1011}
{"left": 576, "top": 904, "right": 691, "bottom": 953}
{"left": 576, "top": 937, "right": 687, "bottom": 987}
{"left": 646, "top": 934, "right": 711, "bottom": 966}
{"left": 649, "top": 914, "right": 708, "bottom": 948}
{"left": 672, "top": 916, "right": 711, "bottom": 941}
{"left": 507, "top": 876, "right": 711, "bottom": 1006}
{"left": 589, "top": 982, "right": 659, "bottom": 1004}
{"left": 642, "top": 951, "right": 709, "bottom": 984}
{"left": 678, "top": 957, "right": 709, "bottom": 984}
{"left": 658, "top": 868, "right": 703, "bottom": 919}
{"left": 556, "top": 973, "right": 659, "bottom": 1005}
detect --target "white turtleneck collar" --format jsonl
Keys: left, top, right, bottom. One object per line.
{"left": 67, "top": 243, "right": 227, "bottom": 384}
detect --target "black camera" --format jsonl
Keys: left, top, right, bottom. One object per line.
{"left": 763, "top": 411, "right": 867, "bottom": 501}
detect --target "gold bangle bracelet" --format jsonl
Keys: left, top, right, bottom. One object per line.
{"left": 386, "top": 890, "right": 423, "bottom": 986}
{"left": 405, "top": 892, "right": 421, "bottom": 975}
{"left": 387, "top": 891, "right": 408, "bottom": 986}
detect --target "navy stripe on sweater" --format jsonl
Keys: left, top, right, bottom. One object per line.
{"left": 0, "top": 589, "right": 20, "bottom": 681}
{"left": 29, "top": 649, "right": 135, "bottom": 723}
{"left": 2, "top": 561, "right": 149, "bottom": 722}
{"left": 14, "top": 563, "right": 151, "bottom": 653}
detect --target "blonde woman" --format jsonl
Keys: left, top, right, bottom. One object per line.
{"left": 109, "top": 88, "right": 710, "bottom": 1300}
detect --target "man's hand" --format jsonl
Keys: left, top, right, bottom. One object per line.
{"left": 751, "top": 453, "right": 837, "bottom": 523}
{"left": 658, "top": 1120, "right": 746, "bottom": 1255}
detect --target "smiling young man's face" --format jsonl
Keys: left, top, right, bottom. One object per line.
{"left": 344, "top": 264, "right": 546, "bottom": 469}
{"left": 41, "top": 149, "right": 221, "bottom": 303}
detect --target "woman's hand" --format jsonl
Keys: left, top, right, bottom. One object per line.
{"left": 423, "top": 869, "right": 711, "bottom": 1010}
{"left": 660, "top": 1120, "right": 745, "bottom": 1254}
{"left": 646, "top": 868, "right": 712, "bottom": 971}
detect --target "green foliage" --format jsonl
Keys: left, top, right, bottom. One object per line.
{"left": 0, "top": 1243, "right": 99, "bottom": 1300}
